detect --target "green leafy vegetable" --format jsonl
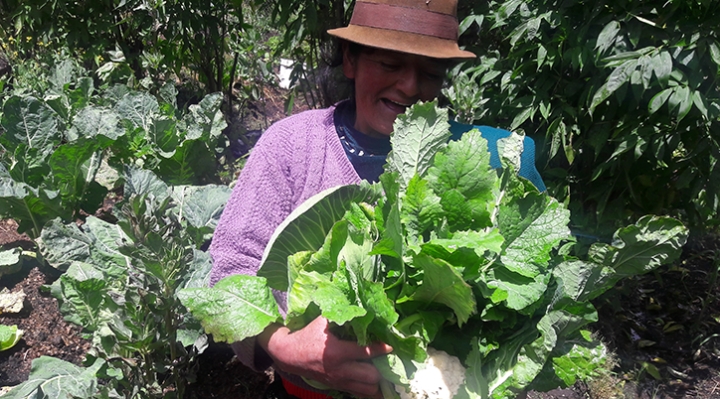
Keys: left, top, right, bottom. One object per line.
{"left": 0, "top": 357, "right": 102, "bottom": 398}
{"left": 181, "top": 101, "right": 688, "bottom": 398}
{"left": 0, "top": 248, "right": 23, "bottom": 278}
{"left": 0, "top": 324, "right": 23, "bottom": 351}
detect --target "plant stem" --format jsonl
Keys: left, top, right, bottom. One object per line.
{"left": 379, "top": 379, "right": 398, "bottom": 399}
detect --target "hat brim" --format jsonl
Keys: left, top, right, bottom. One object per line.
{"left": 327, "top": 25, "right": 476, "bottom": 60}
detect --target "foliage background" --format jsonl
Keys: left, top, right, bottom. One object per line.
{"left": 450, "top": 0, "right": 720, "bottom": 238}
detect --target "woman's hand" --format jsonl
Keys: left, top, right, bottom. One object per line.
{"left": 257, "top": 316, "right": 393, "bottom": 398}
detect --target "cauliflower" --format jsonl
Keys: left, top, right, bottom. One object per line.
{"left": 394, "top": 348, "right": 466, "bottom": 399}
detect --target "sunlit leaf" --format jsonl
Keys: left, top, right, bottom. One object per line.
{"left": 595, "top": 21, "right": 620, "bottom": 55}
{"left": 590, "top": 60, "right": 637, "bottom": 112}
{"left": 692, "top": 90, "right": 708, "bottom": 118}
{"left": 649, "top": 88, "right": 673, "bottom": 114}
{"left": 653, "top": 51, "right": 673, "bottom": 87}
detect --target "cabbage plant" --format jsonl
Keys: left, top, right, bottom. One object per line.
{"left": 179, "top": 102, "right": 688, "bottom": 398}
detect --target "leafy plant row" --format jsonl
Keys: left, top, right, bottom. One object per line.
{"left": 0, "top": 59, "right": 227, "bottom": 238}
{"left": 1, "top": 167, "right": 230, "bottom": 399}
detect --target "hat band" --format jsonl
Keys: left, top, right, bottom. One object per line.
{"left": 349, "top": 1, "right": 458, "bottom": 41}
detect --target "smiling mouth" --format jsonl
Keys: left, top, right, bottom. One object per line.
{"left": 383, "top": 98, "right": 413, "bottom": 113}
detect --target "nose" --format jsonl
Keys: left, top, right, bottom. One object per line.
{"left": 396, "top": 66, "right": 421, "bottom": 99}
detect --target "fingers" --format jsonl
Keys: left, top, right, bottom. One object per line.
{"left": 270, "top": 316, "right": 393, "bottom": 398}
{"left": 364, "top": 341, "right": 394, "bottom": 358}
{"left": 328, "top": 335, "right": 393, "bottom": 361}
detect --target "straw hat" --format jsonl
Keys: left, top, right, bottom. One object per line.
{"left": 327, "top": 0, "right": 475, "bottom": 60}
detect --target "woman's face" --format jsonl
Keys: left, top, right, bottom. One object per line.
{"left": 342, "top": 46, "right": 448, "bottom": 137}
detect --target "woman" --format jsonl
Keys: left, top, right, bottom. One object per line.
{"left": 209, "top": 1, "right": 544, "bottom": 398}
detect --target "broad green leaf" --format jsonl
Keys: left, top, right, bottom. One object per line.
{"left": 48, "top": 139, "right": 106, "bottom": 213}
{"left": 377, "top": 172, "right": 405, "bottom": 259}
{"left": 709, "top": 41, "right": 720, "bottom": 67}
{"left": 340, "top": 225, "right": 376, "bottom": 282}
{"left": 115, "top": 91, "right": 159, "bottom": 131}
{"left": 498, "top": 193, "right": 570, "bottom": 278}
{"left": 183, "top": 92, "right": 227, "bottom": 141}
{"left": 479, "top": 266, "right": 549, "bottom": 311}
{"left": 170, "top": 184, "right": 232, "bottom": 230}
{"left": 550, "top": 338, "right": 608, "bottom": 387}
{"left": 43, "top": 93, "right": 71, "bottom": 123}
{"left": 159, "top": 81, "right": 178, "bottom": 108}
{"left": 653, "top": 51, "right": 673, "bottom": 86}
{"left": 53, "top": 272, "right": 112, "bottom": 331}
{"left": 669, "top": 86, "right": 692, "bottom": 121}
{"left": 401, "top": 175, "right": 443, "bottom": 241}
{"left": 0, "top": 248, "right": 23, "bottom": 278}
{"left": 288, "top": 271, "right": 366, "bottom": 327}
{"left": 181, "top": 250, "right": 214, "bottom": 289}
{"left": 0, "top": 324, "right": 23, "bottom": 351}
{"left": 0, "top": 96, "right": 60, "bottom": 154}
{"left": 649, "top": 88, "right": 673, "bottom": 114}
{"left": 49, "top": 59, "right": 77, "bottom": 90}
{"left": 427, "top": 229, "right": 504, "bottom": 258}
{"left": 692, "top": 90, "right": 708, "bottom": 118}
{"left": 39, "top": 217, "right": 130, "bottom": 274}
{"left": 497, "top": 132, "right": 525, "bottom": 173}
{"left": 552, "top": 260, "right": 615, "bottom": 305}
{"left": 373, "top": 353, "right": 410, "bottom": 387}
{"left": 590, "top": 60, "right": 637, "bottom": 112}
{"left": 491, "top": 310, "right": 579, "bottom": 395}
{"left": 595, "top": 21, "right": 620, "bottom": 54}
{"left": 510, "top": 106, "right": 534, "bottom": 131}
{"left": 305, "top": 219, "right": 349, "bottom": 275}
{"left": 123, "top": 166, "right": 169, "bottom": 200}
{"left": 387, "top": 101, "right": 451, "bottom": 190}
{"left": 69, "top": 106, "right": 124, "bottom": 142}
{"left": 588, "top": 215, "right": 687, "bottom": 283}
{"left": 178, "top": 274, "right": 282, "bottom": 343}
{"left": 0, "top": 356, "right": 102, "bottom": 399}
{"left": 149, "top": 117, "right": 179, "bottom": 156}
{"left": 0, "top": 175, "right": 64, "bottom": 237}
{"left": 259, "top": 183, "right": 380, "bottom": 291}
{"left": 410, "top": 255, "right": 476, "bottom": 325}
{"left": 48, "top": 261, "right": 105, "bottom": 301}
{"left": 464, "top": 323, "right": 539, "bottom": 398}
{"left": 639, "top": 55, "right": 653, "bottom": 90}
{"left": 154, "top": 139, "right": 217, "bottom": 185}
{"left": 427, "top": 129, "right": 497, "bottom": 206}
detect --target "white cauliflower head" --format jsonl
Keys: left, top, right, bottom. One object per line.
{"left": 395, "top": 348, "right": 466, "bottom": 399}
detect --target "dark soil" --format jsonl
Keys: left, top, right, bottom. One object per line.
{"left": 1, "top": 86, "right": 718, "bottom": 398}
{"left": 0, "top": 219, "right": 91, "bottom": 385}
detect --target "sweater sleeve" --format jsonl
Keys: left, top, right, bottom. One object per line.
{"left": 208, "top": 119, "right": 296, "bottom": 372}
{"left": 209, "top": 125, "right": 295, "bottom": 286}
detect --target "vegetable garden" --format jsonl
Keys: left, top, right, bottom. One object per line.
{"left": 0, "top": 0, "right": 718, "bottom": 398}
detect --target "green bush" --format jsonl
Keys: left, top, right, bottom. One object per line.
{"left": 0, "top": 0, "right": 248, "bottom": 95}
{"left": 451, "top": 0, "right": 720, "bottom": 237}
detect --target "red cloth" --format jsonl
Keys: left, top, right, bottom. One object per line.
{"left": 281, "top": 377, "right": 334, "bottom": 399}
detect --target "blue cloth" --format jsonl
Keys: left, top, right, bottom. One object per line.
{"left": 449, "top": 121, "right": 546, "bottom": 192}
{"left": 333, "top": 103, "right": 546, "bottom": 191}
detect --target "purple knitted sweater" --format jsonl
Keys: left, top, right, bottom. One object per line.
{"left": 209, "top": 105, "right": 362, "bottom": 379}
{"left": 209, "top": 105, "right": 360, "bottom": 288}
